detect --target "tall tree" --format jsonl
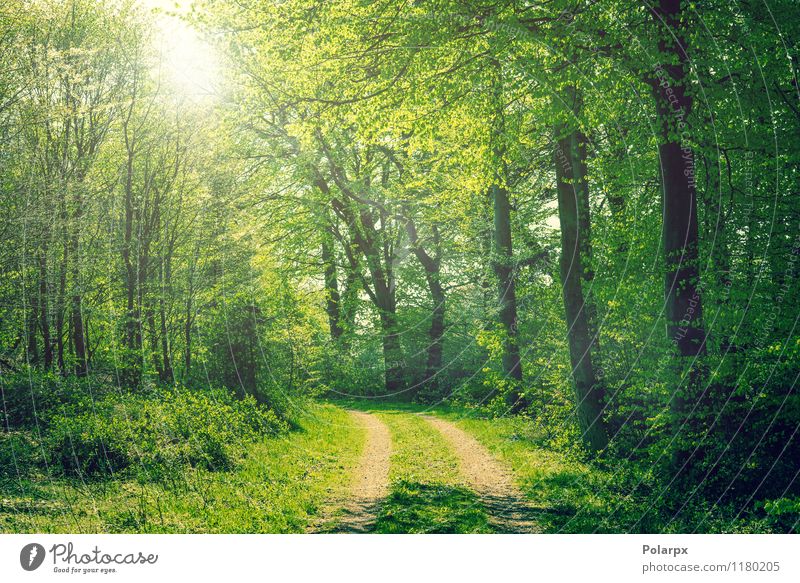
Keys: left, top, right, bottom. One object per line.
{"left": 489, "top": 73, "right": 526, "bottom": 412}
{"left": 404, "top": 217, "right": 446, "bottom": 395}
{"left": 553, "top": 87, "right": 608, "bottom": 452}
{"left": 648, "top": 0, "right": 707, "bottom": 420}
{"left": 314, "top": 148, "right": 406, "bottom": 394}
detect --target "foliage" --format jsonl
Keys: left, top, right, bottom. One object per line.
{"left": 0, "top": 373, "right": 287, "bottom": 481}
{"left": 45, "top": 387, "right": 286, "bottom": 479}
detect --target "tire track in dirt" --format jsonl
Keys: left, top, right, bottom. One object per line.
{"left": 422, "top": 415, "right": 541, "bottom": 533}
{"left": 313, "top": 410, "right": 391, "bottom": 533}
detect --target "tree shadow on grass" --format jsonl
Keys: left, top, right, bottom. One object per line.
{"left": 373, "top": 480, "right": 494, "bottom": 534}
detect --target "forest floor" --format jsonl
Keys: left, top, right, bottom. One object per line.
{"left": 1, "top": 400, "right": 639, "bottom": 533}
{"left": 1, "top": 403, "right": 364, "bottom": 533}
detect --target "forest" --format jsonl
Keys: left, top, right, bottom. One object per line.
{"left": 0, "top": 0, "right": 798, "bottom": 534}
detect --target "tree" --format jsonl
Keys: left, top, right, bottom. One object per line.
{"left": 648, "top": 0, "right": 707, "bottom": 428}
{"left": 553, "top": 86, "right": 608, "bottom": 451}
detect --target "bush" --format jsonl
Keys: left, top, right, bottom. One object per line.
{"left": 43, "top": 386, "right": 287, "bottom": 479}
{"left": 761, "top": 497, "right": 800, "bottom": 532}
{"left": 0, "top": 430, "right": 40, "bottom": 481}
{"left": 0, "top": 369, "right": 110, "bottom": 429}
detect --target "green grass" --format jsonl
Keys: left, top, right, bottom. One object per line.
{"left": 435, "top": 413, "right": 620, "bottom": 532}
{"left": 439, "top": 413, "right": 784, "bottom": 533}
{"left": 0, "top": 403, "right": 363, "bottom": 533}
{"left": 370, "top": 409, "right": 492, "bottom": 534}
{"left": 5, "top": 396, "right": 775, "bottom": 534}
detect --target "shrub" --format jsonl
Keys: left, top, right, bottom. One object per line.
{"left": 0, "top": 369, "right": 111, "bottom": 429}
{"left": 43, "top": 386, "right": 287, "bottom": 479}
{"left": 761, "top": 497, "right": 800, "bottom": 532}
{"left": 0, "top": 429, "right": 40, "bottom": 482}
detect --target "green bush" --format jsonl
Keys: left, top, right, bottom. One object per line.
{"left": 44, "top": 386, "right": 287, "bottom": 479}
{"left": 761, "top": 497, "right": 800, "bottom": 532}
{"left": 0, "top": 430, "right": 40, "bottom": 481}
{"left": 0, "top": 369, "right": 110, "bottom": 429}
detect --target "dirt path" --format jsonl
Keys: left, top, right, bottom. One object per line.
{"left": 316, "top": 410, "right": 392, "bottom": 533}
{"left": 422, "top": 415, "right": 541, "bottom": 533}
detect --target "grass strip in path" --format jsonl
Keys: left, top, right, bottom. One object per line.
{"left": 372, "top": 410, "right": 492, "bottom": 534}
{"left": 437, "top": 414, "right": 614, "bottom": 532}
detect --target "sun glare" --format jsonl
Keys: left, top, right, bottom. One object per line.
{"left": 143, "top": 1, "right": 221, "bottom": 100}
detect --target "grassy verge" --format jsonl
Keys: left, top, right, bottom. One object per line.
{"left": 370, "top": 410, "right": 492, "bottom": 534}
{"left": 436, "top": 413, "right": 621, "bottom": 532}
{"left": 0, "top": 403, "right": 362, "bottom": 533}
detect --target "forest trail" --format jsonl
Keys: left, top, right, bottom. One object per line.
{"left": 317, "top": 410, "right": 392, "bottom": 533}
{"left": 312, "top": 407, "right": 541, "bottom": 533}
{"left": 421, "top": 415, "right": 541, "bottom": 533}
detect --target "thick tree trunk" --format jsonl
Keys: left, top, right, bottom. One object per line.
{"left": 425, "top": 274, "right": 446, "bottom": 385}
{"left": 368, "top": 231, "right": 405, "bottom": 395}
{"left": 554, "top": 101, "right": 609, "bottom": 452}
{"left": 379, "top": 307, "right": 404, "bottom": 393}
{"left": 658, "top": 141, "right": 705, "bottom": 361}
{"left": 323, "top": 167, "right": 406, "bottom": 394}
{"left": 649, "top": 0, "right": 707, "bottom": 414}
{"left": 491, "top": 183, "right": 526, "bottom": 411}
{"left": 649, "top": 0, "right": 708, "bottom": 481}
{"left": 339, "top": 270, "right": 358, "bottom": 350}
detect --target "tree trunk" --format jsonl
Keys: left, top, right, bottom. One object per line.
{"left": 491, "top": 183, "right": 526, "bottom": 411}
{"left": 55, "top": 191, "right": 67, "bottom": 373}
{"left": 554, "top": 95, "right": 608, "bottom": 452}
{"left": 26, "top": 302, "right": 38, "bottom": 364}
{"left": 69, "top": 170, "right": 87, "bottom": 376}
{"left": 339, "top": 269, "right": 358, "bottom": 350}
{"left": 158, "top": 248, "right": 174, "bottom": 383}
{"left": 379, "top": 307, "right": 404, "bottom": 393}
{"left": 121, "top": 99, "right": 143, "bottom": 387}
{"left": 70, "top": 291, "right": 87, "bottom": 376}
{"left": 321, "top": 230, "right": 343, "bottom": 340}
{"left": 70, "top": 203, "right": 87, "bottom": 377}
{"left": 322, "top": 167, "right": 406, "bottom": 394}
{"left": 38, "top": 251, "right": 53, "bottom": 369}
{"left": 425, "top": 276, "right": 446, "bottom": 393}
{"left": 405, "top": 220, "right": 446, "bottom": 395}
{"left": 649, "top": 0, "right": 707, "bottom": 410}
{"left": 649, "top": 0, "right": 708, "bottom": 480}
{"left": 184, "top": 249, "right": 196, "bottom": 381}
